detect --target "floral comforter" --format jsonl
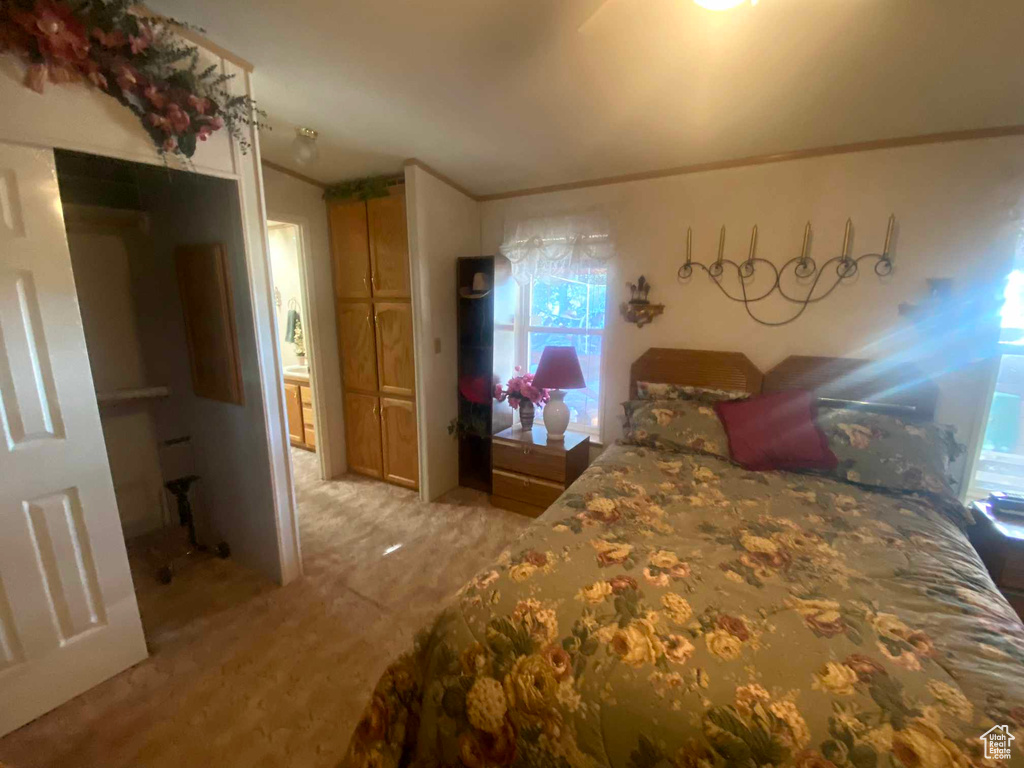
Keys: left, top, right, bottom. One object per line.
{"left": 343, "top": 445, "right": 1024, "bottom": 768}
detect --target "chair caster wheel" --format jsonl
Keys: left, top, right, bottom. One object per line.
{"left": 157, "top": 566, "right": 173, "bottom": 585}
{"left": 216, "top": 541, "right": 231, "bottom": 559}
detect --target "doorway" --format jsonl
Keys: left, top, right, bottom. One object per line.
{"left": 268, "top": 219, "right": 327, "bottom": 476}
{"left": 55, "top": 148, "right": 279, "bottom": 607}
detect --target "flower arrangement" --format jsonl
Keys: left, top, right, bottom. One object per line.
{"left": 0, "top": 0, "right": 267, "bottom": 158}
{"left": 494, "top": 367, "right": 549, "bottom": 410}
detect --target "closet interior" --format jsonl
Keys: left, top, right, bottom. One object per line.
{"left": 55, "top": 149, "right": 275, "bottom": 588}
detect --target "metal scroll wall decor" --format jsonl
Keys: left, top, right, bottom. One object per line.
{"left": 677, "top": 215, "right": 896, "bottom": 326}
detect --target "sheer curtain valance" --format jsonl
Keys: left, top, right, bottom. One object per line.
{"left": 499, "top": 211, "right": 615, "bottom": 285}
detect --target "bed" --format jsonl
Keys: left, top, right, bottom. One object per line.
{"left": 342, "top": 349, "right": 1024, "bottom": 768}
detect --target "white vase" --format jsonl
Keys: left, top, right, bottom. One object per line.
{"left": 543, "top": 390, "right": 570, "bottom": 440}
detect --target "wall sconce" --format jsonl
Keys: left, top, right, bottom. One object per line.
{"left": 677, "top": 216, "right": 896, "bottom": 327}
{"left": 620, "top": 275, "right": 665, "bottom": 328}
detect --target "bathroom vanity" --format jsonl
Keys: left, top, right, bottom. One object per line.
{"left": 284, "top": 371, "right": 316, "bottom": 451}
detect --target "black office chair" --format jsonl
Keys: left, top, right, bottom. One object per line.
{"left": 156, "top": 475, "right": 230, "bottom": 584}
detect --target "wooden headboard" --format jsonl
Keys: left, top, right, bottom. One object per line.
{"left": 628, "top": 349, "right": 938, "bottom": 421}
{"left": 763, "top": 356, "right": 938, "bottom": 421}
{"left": 629, "top": 348, "right": 764, "bottom": 398}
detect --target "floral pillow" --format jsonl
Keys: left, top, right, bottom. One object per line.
{"left": 636, "top": 382, "right": 751, "bottom": 402}
{"left": 621, "top": 399, "right": 730, "bottom": 458}
{"left": 817, "top": 409, "right": 964, "bottom": 497}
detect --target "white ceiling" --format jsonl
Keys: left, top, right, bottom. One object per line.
{"left": 155, "top": 0, "right": 1024, "bottom": 196}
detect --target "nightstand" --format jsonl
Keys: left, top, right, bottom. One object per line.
{"left": 968, "top": 500, "right": 1024, "bottom": 620}
{"left": 490, "top": 424, "right": 591, "bottom": 517}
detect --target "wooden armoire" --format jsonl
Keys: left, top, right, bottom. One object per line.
{"left": 330, "top": 188, "right": 419, "bottom": 490}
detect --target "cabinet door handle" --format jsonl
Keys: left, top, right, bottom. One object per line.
{"left": 522, "top": 447, "right": 531, "bottom": 455}
{"left": 362, "top": 274, "right": 369, "bottom": 290}
{"left": 366, "top": 314, "right": 374, "bottom": 332}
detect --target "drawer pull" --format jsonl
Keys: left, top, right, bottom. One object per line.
{"left": 522, "top": 447, "right": 530, "bottom": 455}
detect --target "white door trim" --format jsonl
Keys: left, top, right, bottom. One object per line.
{"left": 241, "top": 118, "right": 302, "bottom": 585}
{"left": 265, "top": 213, "right": 332, "bottom": 482}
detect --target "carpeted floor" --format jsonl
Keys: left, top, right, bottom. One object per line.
{"left": 0, "top": 449, "right": 531, "bottom": 768}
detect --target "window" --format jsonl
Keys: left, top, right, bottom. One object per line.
{"left": 970, "top": 268, "right": 1024, "bottom": 498}
{"left": 494, "top": 267, "right": 607, "bottom": 437}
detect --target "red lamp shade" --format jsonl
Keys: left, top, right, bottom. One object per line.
{"left": 532, "top": 346, "right": 586, "bottom": 390}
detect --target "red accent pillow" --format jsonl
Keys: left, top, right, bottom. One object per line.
{"left": 714, "top": 390, "right": 838, "bottom": 472}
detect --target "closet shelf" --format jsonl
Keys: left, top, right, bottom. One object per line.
{"left": 96, "top": 386, "right": 171, "bottom": 405}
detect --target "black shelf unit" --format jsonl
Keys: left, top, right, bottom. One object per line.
{"left": 456, "top": 255, "right": 512, "bottom": 492}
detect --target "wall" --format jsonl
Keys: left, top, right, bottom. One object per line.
{"left": 481, "top": 137, "right": 1024, "bottom": 489}
{"left": 405, "top": 164, "right": 483, "bottom": 500}
{"left": 262, "top": 165, "right": 347, "bottom": 479}
{"left": 64, "top": 210, "right": 166, "bottom": 539}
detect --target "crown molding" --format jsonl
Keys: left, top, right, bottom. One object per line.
{"left": 403, "top": 158, "right": 480, "bottom": 201}
{"left": 261, "top": 160, "right": 327, "bottom": 190}
{"left": 477, "top": 124, "right": 1024, "bottom": 202}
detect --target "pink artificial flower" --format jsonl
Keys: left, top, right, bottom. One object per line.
{"left": 209, "top": 115, "right": 225, "bottom": 130}
{"left": 146, "top": 112, "right": 168, "bottom": 130}
{"left": 24, "top": 63, "right": 47, "bottom": 93}
{"left": 115, "top": 64, "right": 138, "bottom": 92}
{"left": 87, "top": 70, "right": 108, "bottom": 89}
{"left": 162, "top": 103, "right": 190, "bottom": 133}
{"left": 47, "top": 63, "right": 75, "bottom": 84}
{"left": 129, "top": 22, "right": 153, "bottom": 55}
{"left": 187, "top": 94, "right": 210, "bottom": 115}
{"left": 91, "top": 27, "right": 126, "bottom": 49}
{"left": 28, "top": 1, "right": 90, "bottom": 62}
{"left": 162, "top": 135, "right": 178, "bottom": 153}
{"left": 143, "top": 85, "right": 166, "bottom": 109}
{"left": 497, "top": 370, "right": 549, "bottom": 407}
{"left": 83, "top": 61, "right": 108, "bottom": 90}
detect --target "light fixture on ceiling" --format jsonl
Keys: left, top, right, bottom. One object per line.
{"left": 693, "top": 0, "right": 757, "bottom": 10}
{"left": 291, "top": 127, "right": 319, "bottom": 165}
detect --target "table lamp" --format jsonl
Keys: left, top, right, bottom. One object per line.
{"left": 532, "top": 346, "right": 586, "bottom": 440}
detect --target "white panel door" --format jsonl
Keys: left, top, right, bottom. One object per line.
{"left": 0, "top": 142, "right": 147, "bottom": 736}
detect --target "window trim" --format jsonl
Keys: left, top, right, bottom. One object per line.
{"left": 965, "top": 350, "right": 1017, "bottom": 503}
{"left": 964, "top": 266, "right": 1024, "bottom": 501}
{"left": 499, "top": 272, "right": 607, "bottom": 440}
